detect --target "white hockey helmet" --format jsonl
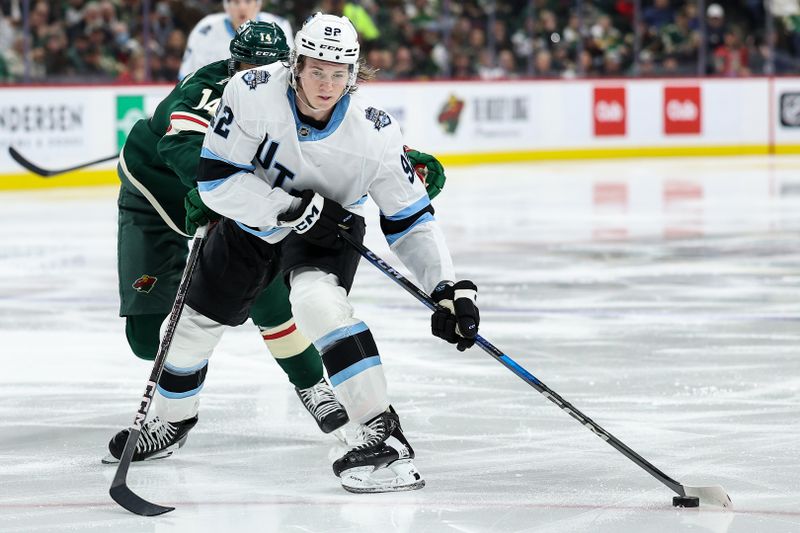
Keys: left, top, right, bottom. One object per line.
{"left": 291, "top": 12, "right": 360, "bottom": 94}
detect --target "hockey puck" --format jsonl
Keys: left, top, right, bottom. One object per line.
{"left": 672, "top": 496, "right": 700, "bottom": 508}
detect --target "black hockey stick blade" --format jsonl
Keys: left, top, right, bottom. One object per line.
{"left": 109, "top": 427, "right": 175, "bottom": 516}
{"left": 8, "top": 146, "right": 118, "bottom": 177}
{"left": 110, "top": 483, "right": 174, "bottom": 517}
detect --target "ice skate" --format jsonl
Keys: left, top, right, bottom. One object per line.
{"left": 296, "top": 377, "right": 349, "bottom": 437}
{"left": 102, "top": 415, "right": 198, "bottom": 464}
{"left": 332, "top": 408, "right": 425, "bottom": 493}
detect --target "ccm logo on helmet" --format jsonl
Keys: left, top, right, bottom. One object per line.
{"left": 324, "top": 27, "right": 342, "bottom": 37}
{"left": 320, "top": 44, "right": 344, "bottom": 51}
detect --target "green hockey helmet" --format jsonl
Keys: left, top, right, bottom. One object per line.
{"left": 228, "top": 20, "right": 290, "bottom": 74}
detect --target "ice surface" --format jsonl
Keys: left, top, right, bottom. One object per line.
{"left": 1, "top": 157, "right": 799, "bottom": 532}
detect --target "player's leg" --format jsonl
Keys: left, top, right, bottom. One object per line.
{"left": 282, "top": 221, "right": 423, "bottom": 492}
{"left": 106, "top": 218, "right": 279, "bottom": 462}
{"left": 250, "top": 278, "right": 349, "bottom": 433}
{"left": 117, "top": 170, "right": 189, "bottom": 360}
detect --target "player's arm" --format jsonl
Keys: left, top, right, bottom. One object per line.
{"left": 370, "top": 130, "right": 454, "bottom": 294}
{"left": 370, "top": 131, "right": 479, "bottom": 350}
{"left": 157, "top": 84, "right": 214, "bottom": 189}
{"left": 196, "top": 77, "right": 295, "bottom": 227}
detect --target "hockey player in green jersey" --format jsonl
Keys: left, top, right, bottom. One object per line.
{"left": 113, "top": 20, "right": 448, "bottom": 452}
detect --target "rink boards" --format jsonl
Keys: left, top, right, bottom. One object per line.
{"left": 3, "top": 76, "right": 800, "bottom": 189}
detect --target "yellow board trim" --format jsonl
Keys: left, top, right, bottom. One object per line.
{"left": 4, "top": 144, "right": 800, "bottom": 191}
{"left": 0, "top": 169, "right": 119, "bottom": 191}
{"left": 438, "top": 144, "right": 781, "bottom": 166}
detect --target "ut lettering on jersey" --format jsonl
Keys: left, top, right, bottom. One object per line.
{"left": 256, "top": 135, "right": 296, "bottom": 189}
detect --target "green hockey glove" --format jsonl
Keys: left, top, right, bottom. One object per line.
{"left": 404, "top": 146, "right": 446, "bottom": 200}
{"left": 184, "top": 187, "right": 220, "bottom": 235}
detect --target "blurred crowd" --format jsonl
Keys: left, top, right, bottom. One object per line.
{"left": 2, "top": 0, "right": 800, "bottom": 83}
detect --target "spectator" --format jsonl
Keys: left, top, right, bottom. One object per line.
{"left": 705, "top": 3, "right": 727, "bottom": 54}
{"left": 497, "top": 48, "right": 518, "bottom": 78}
{"left": 643, "top": 0, "right": 674, "bottom": 30}
{"left": 533, "top": 49, "right": 558, "bottom": 77}
{"left": 661, "top": 9, "right": 699, "bottom": 66}
{"left": 713, "top": 30, "right": 749, "bottom": 76}
{"left": 393, "top": 45, "right": 416, "bottom": 79}
{"left": 451, "top": 51, "right": 475, "bottom": 79}
{"left": 636, "top": 49, "right": 657, "bottom": 76}
{"left": 477, "top": 49, "right": 503, "bottom": 80}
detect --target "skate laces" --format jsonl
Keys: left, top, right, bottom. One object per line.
{"left": 352, "top": 412, "right": 396, "bottom": 451}
{"left": 137, "top": 416, "right": 177, "bottom": 453}
{"left": 297, "top": 379, "right": 341, "bottom": 421}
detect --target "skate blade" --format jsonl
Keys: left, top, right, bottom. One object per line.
{"left": 100, "top": 436, "right": 188, "bottom": 465}
{"left": 101, "top": 448, "right": 176, "bottom": 464}
{"left": 332, "top": 427, "right": 348, "bottom": 445}
{"left": 340, "top": 460, "right": 425, "bottom": 494}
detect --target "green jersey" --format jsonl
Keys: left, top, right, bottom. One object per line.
{"left": 120, "top": 60, "right": 230, "bottom": 200}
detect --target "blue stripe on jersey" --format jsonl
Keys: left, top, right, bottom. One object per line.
{"left": 314, "top": 321, "right": 369, "bottom": 352}
{"left": 287, "top": 88, "right": 350, "bottom": 142}
{"left": 235, "top": 221, "right": 283, "bottom": 238}
{"left": 329, "top": 355, "right": 382, "bottom": 387}
{"left": 224, "top": 18, "right": 236, "bottom": 38}
{"left": 157, "top": 383, "right": 204, "bottom": 399}
{"left": 383, "top": 195, "right": 431, "bottom": 221}
{"left": 165, "top": 360, "right": 209, "bottom": 375}
{"left": 346, "top": 195, "right": 368, "bottom": 208}
{"left": 200, "top": 147, "right": 256, "bottom": 171}
{"left": 197, "top": 171, "right": 246, "bottom": 192}
{"left": 385, "top": 212, "right": 435, "bottom": 246}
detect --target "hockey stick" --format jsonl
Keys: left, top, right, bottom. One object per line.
{"left": 340, "top": 231, "right": 732, "bottom": 509}
{"left": 109, "top": 225, "right": 207, "bottom": 516}
{"left": 8, "top": 146, "right": 118, "bottom": 177}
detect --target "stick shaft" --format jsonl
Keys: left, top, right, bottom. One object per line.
{"left": 8, "top": 146, "right": 118, "bottom": 177}
{"left": 340, "top": 231, "right": 685, "bottom": 497}
{"left": 110, "top": 225, "right": 207, "bottom": 515}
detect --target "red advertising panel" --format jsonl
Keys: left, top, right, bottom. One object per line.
{"left": 664, "top": 86, "right": 701, "bottom": 135}
{"left": 593, "top": 87, "right": 626, "bottom": 136}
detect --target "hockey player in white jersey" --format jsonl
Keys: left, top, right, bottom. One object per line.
{"left": 115, "top": 13, "right": 480, "bottom": 493}
{"left": 179, "top": 0, "right": 293, "bottom": 79}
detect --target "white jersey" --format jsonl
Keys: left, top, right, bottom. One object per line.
{"left": 197, "top": 64, "right": 455, "bottom": 293}
{"left": 179, "top": 12, "right": 294, "bottom": 80}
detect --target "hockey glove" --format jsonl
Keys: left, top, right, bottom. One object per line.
{"left": 184, "top": 187, "right": 220, "bottom": 235}
{"left": 430, "top": 280, "right": 479, "bottom": 351}
{"left": 404, "top": 146, "right": 446, "bottom": 200}
{"left": 277, "top": 190, "right": 356, "bottom": 249}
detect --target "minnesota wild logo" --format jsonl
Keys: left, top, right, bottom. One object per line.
{"left": 437, "top": 94, "right": 465, "bottom": 135}
{"left": 132, "top": 275, "right": 158, "bottom": 293}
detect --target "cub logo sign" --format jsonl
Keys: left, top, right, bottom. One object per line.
{"left": 593, "top": 87, "right": 626, "bottom": 136}
{"left": 664, "top": 86, "right": 701, "bottom": 134}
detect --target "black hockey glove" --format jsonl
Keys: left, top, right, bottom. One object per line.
{"left": 277, "top": 190, "right": 355, "bottom": 249}
{"left": 430, "top": 280, "right": 479, "bottom": 351}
